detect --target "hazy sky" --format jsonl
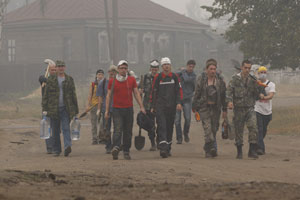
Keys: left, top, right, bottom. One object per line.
{"left": 151, "top": 0, "right": 213, "bottom": 15}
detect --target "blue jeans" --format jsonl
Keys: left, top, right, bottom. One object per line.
{"left": 112, "top": 107, "right": 133, "bottom": 153}
{"left": 256, "top": 112, "right": 272, "bottom": 153}
{"left": 52, "top": 106, "right": 72, "bottom": 154}
{"left": 175, "top": 99, "right": 192, "bottom": 141}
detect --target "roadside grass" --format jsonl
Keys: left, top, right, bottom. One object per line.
{"left": 0, "top": 83, "right": 90, "bottom": 120}
{"left": 275, "top": 84, "right": 300, "bottom": 97}
{"left": 269, "top": 105, "right": 300, "bottom": 135}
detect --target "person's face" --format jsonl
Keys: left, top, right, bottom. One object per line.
{"left": 56, "top": 65, "right": 65, "bottom": 74}
{"left": 49, "top": 65, "right": 56, "bottom": 75}
{"left": 241, "top": 63, "right": 251, "bottom": 76}
{"left": 118, "top": 64, "right": 128, "bottom": 76}
{"left": 258, "top": 70, "right": 267, "bottom": 80}
{"left": 186, "top": 64, "right": 195, "bottom": 73}
{"left": 96, "top": 73, "right": 104, "bottom": 81}
{"left": 206, "top": 65, "right": 217, "bottom": 77}
{"left": 150, "top": 67, "right": 159, "bottom": 76}
{"left": 108, "top": 70, "right": 117, "bottom": 78}
{"left": 162, "top": 64, "right": 171, "bottom": 73}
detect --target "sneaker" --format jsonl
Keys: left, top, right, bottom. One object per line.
{"left": 92, "top": 141, "right": 98, "bottom": 145}
{"left": 106, "top": 149, "right": 112, "bottom": 154}
{"left": 53, "top": 153, "right": 60, "bottom": 157}
{"left": 168, "top": 151, "right": 172, "bottom": 157}
{"left": 123, "top": 152, "right": 131, "bottom": 160}
{"left": 112, "top": 147, "right": 119, "bottom": 160}
{"left": 184, "top": 135, "right": 190, "bottom": 143}
{"left": 256, "top": 148, "right": 265, "bottom": 155}
{"left": 177, "top": 139, "right": 182, "bottom": 144}
{"left": 205, "top": 151, "right": 212, "bottom": 158}
{"left": 64, "top": 146, "right": 72, "bottom": 157}
{"left": 149, "top": 145, "right": 157, "bottom": 151}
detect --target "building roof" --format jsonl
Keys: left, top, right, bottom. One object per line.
{"left": 5, "top": 0, "right": 205, "bottom": 28}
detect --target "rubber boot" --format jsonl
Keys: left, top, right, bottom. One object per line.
{"left": 236, "top": 145, "right": 243, "bottom": 159}
{"left": 248, "top": 143, "right": 258, "bottom": 159}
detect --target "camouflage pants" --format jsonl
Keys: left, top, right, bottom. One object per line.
{"left": 233, "top": 107, "right": 258, "bottom": 146}
{"left": 200, "top": 105, "right": 221, "bottom": 144}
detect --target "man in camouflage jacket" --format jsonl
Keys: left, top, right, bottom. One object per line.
{"left": 139, "top": 60, "right": 159, "bottom": 151}
{"left": 192, "top": 59, "right": 227, "bottom": 158}
{"left": 226, "top": 60, "right": 262, "bottom": 159}
{"left": 42, "top": 60, "right": 79, "bottom": 157}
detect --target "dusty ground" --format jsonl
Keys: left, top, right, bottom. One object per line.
{"left": 0, "top": 93, "right": 300, "bottom": 200}
{"left": 1, "top": 113, "right": 300, "bottom": 200}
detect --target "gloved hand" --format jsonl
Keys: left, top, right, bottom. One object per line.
{"left": 39, "top": 76, "right": 47, "bottom": 84}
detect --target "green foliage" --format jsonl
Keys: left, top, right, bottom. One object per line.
{"left": 202, "top": 0, "right": 300, "bottom": 69}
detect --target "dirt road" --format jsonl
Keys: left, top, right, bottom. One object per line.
{"left": 1, "top": 116, "right": 300, "bottom": 200}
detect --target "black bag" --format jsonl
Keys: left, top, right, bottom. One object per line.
{"left": 137, "top": 111, "right": 154, "bottom": 132}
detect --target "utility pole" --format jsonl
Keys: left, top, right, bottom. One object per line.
{"left": 104, "top": 0, "right": 112, "bottom": 63}
{"left": 112, "top": 0, "right": 119, "bottom": 65}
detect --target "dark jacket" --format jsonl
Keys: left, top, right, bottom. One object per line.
{"left": 42, "top": 74, "right": 79, "bottom": 120}
{"left": 177, "top": 69, "right": 196, "bottom": 101}
{"left": 150, "top": 72, "right": 183, "bottom": 110}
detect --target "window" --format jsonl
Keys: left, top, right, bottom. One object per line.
{"left": 98, "top": 31, "right": 110, "bottom": 63}
{"left": 143, "top": 32, "right": 154, "bottom": 63}
{"left": 184, "top": 40, "right": 192, "bottom": 61}
{"left": 63, "top": 37, "right": 71, "bottom": 61}
{"left": 127, "top": 32, "right": 138, "bottom": 64}
{"left": 8, "top": 39, "right": 16, "bottom": 63}
{"left": 158, "top": 33, "right": 170, "bottom": 56}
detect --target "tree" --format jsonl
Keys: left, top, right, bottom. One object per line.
{"left": 202, "top": 0, "right": 300, "bottom": 70}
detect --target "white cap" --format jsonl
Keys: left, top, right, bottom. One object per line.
{"left": 118, "top": 60, "right": 128, "bottom": 67}
{"left": 161, "top": 57, "right": 171, "bottom": 66}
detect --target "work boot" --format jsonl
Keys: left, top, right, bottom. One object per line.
{"left": 248, "top": 144, "right": 258, "bottom": 159}
{"left": 64, "top": 146, "right": 72, "bottom": 157}
{"left": 236, "top": 145, "right": 243, "bottom": 159}
{"left": 112, "top": 147, "right": 119, "bottom": 160}
{"left": 123, "top": 152, "right": 131, "bottom": 160}
{"left": 160, "top": 150, "right": 168, "bottom": 158}
{"left": 149, "top": 139, "right": 156, "bottom": 151}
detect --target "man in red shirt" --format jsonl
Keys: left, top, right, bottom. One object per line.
{"left": 105, "top": 60, "right": 146, "bottom": 160}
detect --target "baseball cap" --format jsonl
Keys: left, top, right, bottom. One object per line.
{"left": 161, "top": 57, "right": 171, "bottom": 65}
{"left": 118, "top": 60, "right": 128, "bottom": 67}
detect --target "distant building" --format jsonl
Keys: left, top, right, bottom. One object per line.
{"left": 0, "top": 0, "right": 241, "bottom": 92}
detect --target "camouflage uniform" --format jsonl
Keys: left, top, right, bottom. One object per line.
{"left": 42, "top": 74, "right": 79, "bottom": 120}
{"left": 226, "top": 73, "right": 260, "bottom": 146}
{"left": 140, "top": 72, "right": 156, "bottom": 144}
{"left": 192, "top": 72, "right": 227, "bottom": 154}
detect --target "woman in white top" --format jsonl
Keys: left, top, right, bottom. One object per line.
{"left": 254, "top": 66, "right": 276, "bottom": 155}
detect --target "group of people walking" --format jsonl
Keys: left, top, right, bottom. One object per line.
{"left": 40, "top": 57, "right": 275, "bottom": 160}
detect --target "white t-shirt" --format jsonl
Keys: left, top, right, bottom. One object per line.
{"left": 255, "top": 80, "right": 276, "bottom": 115}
